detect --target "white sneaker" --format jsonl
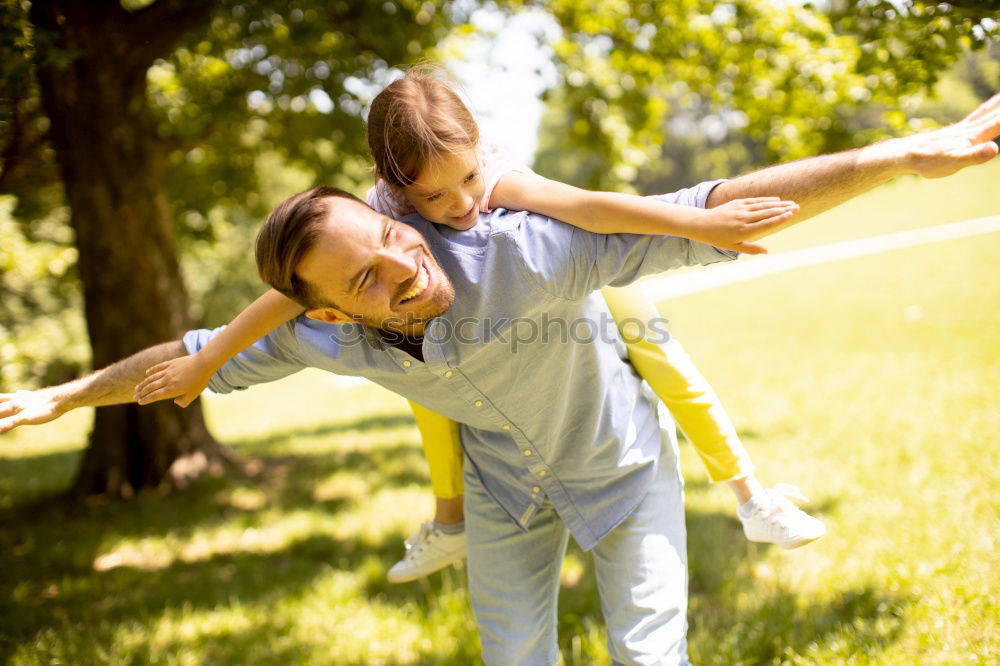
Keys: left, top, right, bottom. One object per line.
{"left": 739, "top": 484, "right": 826, "bottom": 549}
{"left": 386, "top": 521, "right": 467, "bottom": 583}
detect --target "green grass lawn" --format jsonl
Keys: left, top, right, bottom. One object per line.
{"left": 1, "top": 165, "right": 997, "bottom": 664}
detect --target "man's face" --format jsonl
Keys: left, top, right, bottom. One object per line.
{"left": 297, "top": 197, "right": 455, "bottom": 336}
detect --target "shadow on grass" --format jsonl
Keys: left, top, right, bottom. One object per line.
{"left": 0, "top": 411, "right": 902, "bottom": 664}
{"left": 0, "top": 529, "right": 467, "bottom": 664}
{"left": 0, "top": 448, "right": 83, "bottom": 508}
{"left": 0, "top": 516, "right": 455, "bottom": 663}
{"left": 227, "top": 412, "right": 418, "bottom": 456}
{"left": 551, "top": 503, "right": 902, "bottom": 664}
{"left": 0, "top": 409, "right": 481, "bottom": 662}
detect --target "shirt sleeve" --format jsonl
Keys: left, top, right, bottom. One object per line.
{"left": 182, "top": 323, "right": 308, "bottom": 394}
{"left": 508, "top": 179, "right": 738, "bottom": 301}
{"left": 366, "top": 180, "right": 417, "bottom": 219}
{"left": 478, "top": 140, "right": 533, "bottom": 213}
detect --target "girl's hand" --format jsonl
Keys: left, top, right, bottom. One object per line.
{"left": 134, "top": 355, "right": 213, "bottom": 407}
{"left": 700, "top": 197, "right": 799, "bottom": 254}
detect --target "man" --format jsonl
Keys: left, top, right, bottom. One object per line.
{"left": 2, "top": 94, "right": 998, "bottom": 664}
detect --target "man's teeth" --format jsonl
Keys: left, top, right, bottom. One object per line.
{"left": 400, "top": 264, "right": 429, "bottom": 302}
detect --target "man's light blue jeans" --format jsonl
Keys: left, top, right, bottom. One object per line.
{"left": 464, "top": 411, "right": 690, "bottom": 665}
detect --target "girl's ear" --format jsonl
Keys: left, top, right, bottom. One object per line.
{"left": 304, "top": 307, "right": 354, "bottom": 326}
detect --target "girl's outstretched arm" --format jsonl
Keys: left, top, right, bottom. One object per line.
{"left": 134, "top": 289, "right": 305, "bottom": 407}
{"left": 490, "top": 171, "right": 798, "bottom": 254}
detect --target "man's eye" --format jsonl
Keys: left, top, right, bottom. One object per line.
{"left": 361, "top": 269, "right": 374, "bottom": 289}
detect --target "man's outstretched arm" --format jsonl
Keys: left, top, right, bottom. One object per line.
{"left": 0, "top": 341, "right": 185, "bottom": 433}
{"left": 707, "top": 92, "right": 1000, "bottom": 224}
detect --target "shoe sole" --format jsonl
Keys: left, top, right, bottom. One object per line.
{"left": 387, "top": 558, "right": 465, "bottom": 584}
{"left": 779, "top": 533, "right": 824, "bottom": 549}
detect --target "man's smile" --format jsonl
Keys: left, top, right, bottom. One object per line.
{"left": 397, "top": 257, "right": 430, "bottom": 306}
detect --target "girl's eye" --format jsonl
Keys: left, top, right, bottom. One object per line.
{"left": 427, "top": 193, "right": 443, "bottom": 202}
{"left": 464, "top": 171, "right": 478, "bottom": 183}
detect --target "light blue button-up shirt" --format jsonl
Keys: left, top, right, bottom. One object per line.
{"left": 184, "top": 180, "right": 735, "bottom": 550}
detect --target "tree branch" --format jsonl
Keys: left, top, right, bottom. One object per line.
{"left": 122, "top": 0, "right": 219, "bottom": 69}
{"left": 0, "top": 95, "right": 58, "bottom": 194}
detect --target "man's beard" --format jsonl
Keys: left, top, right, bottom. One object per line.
{"left": 350, "top": 266, "right": 455, "bottom": 336}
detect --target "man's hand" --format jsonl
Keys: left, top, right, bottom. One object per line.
{"left": 0, "top": 342, "right": 187, "bottom": 435}
{"left": 892, "top": 91, "right": 1000, "bottom": 179}
{"left": 0, "top": 389, "right": 64, "bottom": 434}
{"left": 708, "top": 92, "right": 1000, "bottom": 225}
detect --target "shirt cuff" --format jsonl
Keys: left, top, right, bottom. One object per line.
{"left": 181, "top": 327, "right": 243, "bottom": 394}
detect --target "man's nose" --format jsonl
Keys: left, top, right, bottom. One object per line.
{"left": 379, "top": 246, "right": 417, "bottom": 282}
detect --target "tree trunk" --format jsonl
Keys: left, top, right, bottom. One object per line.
{"left": 31, "top": 0, "right": 227, "bottom": 498}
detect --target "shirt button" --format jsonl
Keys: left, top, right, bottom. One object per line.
{"left": 523, "top": 449, "right": 532, "bottom": 456}
{"left": 538, "top": 470, "right": 547, "bottom": 477}
{"left": 532, "top": 486, "right": 540, "bottom": 493}
{"left": 474, "top": 400, "right": 483, "bottom": 407}
{"left": 444, "top": 370, "right": 453, "bottom": 378}
{"left": 402, "top": 360, "right": 412, "bottom": 367}
{"left": 502, "top": 424, "right": 511, "bottom": 431}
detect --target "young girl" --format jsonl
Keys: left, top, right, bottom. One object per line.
{"left": 135, "top": 68, "right": 824, "bottom": 583}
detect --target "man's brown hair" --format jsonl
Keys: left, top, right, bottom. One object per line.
{"left": 255, "top": 186, "right": 364, "bottom": 307}
{"left": 367, "top": 66, "right": 479, "bottom": 189}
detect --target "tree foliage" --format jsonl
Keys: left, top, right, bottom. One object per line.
{"left": 531, "top": 0, "right": 998, "bottom": 192}
{"left": 156, "top": 0, "right": 461, "bottom": 323}
{"left": 0, "top": 0, "right": 462, "bottom": 497}
{"left": 1, "top": 0, "right": 995, "bottom": 390}
{"left": 0, "top": 0, "right": 461, "bottom": 389}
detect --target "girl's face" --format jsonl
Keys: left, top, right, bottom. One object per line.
{"left": 401, "top": 148, "right": 485, "bottom": 231}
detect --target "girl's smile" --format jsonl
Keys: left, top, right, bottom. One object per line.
{"left": 402, "top": 148, "right": 485, "bottom": 231}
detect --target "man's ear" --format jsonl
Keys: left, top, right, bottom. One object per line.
{"left": 304, "top": 307, "right": 354, "bottom": 326}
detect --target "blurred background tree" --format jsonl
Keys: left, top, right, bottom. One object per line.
{"left": 0, "top": 0, "right": 457, "bottom": 498}
{"left": 0, "top": 0, "right": 994, "bottom": 500}
{"left": 532, "top": 0, "right": 998, "bottom": 192}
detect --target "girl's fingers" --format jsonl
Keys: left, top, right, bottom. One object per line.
{"left": 746, "top": 200, "right": 796, "bottom": 212}
{"left": 137, "top": 388, "right": 169, "bottom": 405}
{"left": 135, "top": 379, "right": 169, "bottom": 403}
{"left": 145, "top": 361, "right": 170, "bottom": 376}
{"left": 734, "top": 241, "right": 768, "bottom": 255}
{"left": 135, "top": 372, "right": 168, "bottom": 395}
{"left": 754, "top": 209, "right": 798, "bottom": 227}
{"left": 749, "top": 205, "right": 798, "bottom": 223}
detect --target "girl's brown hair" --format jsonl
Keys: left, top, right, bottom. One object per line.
{"left": 367, "top": 66, "right": 479, "bottom": 189}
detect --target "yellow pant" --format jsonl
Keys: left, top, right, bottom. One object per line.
{"left": 409, "top": 284, "right": 754, "bottom": 499}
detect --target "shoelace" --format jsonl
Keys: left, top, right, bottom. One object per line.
{"left": 770, "top": 483, "right": 810, "bottom": 505}
{"left": 403, "top": 521, "right": 434, "bottom": 552}
{"left": 751, "top": 484, "right": 810, "bottom": 519}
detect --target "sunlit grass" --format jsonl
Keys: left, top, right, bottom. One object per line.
{"left": 664, "top": 231, "right": 999, "bottom": 664}
{"left": 1, "top": 166, "right": 997, "bottom": 662}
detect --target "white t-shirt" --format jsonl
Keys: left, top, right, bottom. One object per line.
{"left": 365, "top": 140, "right": 531, "bottom": 220}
